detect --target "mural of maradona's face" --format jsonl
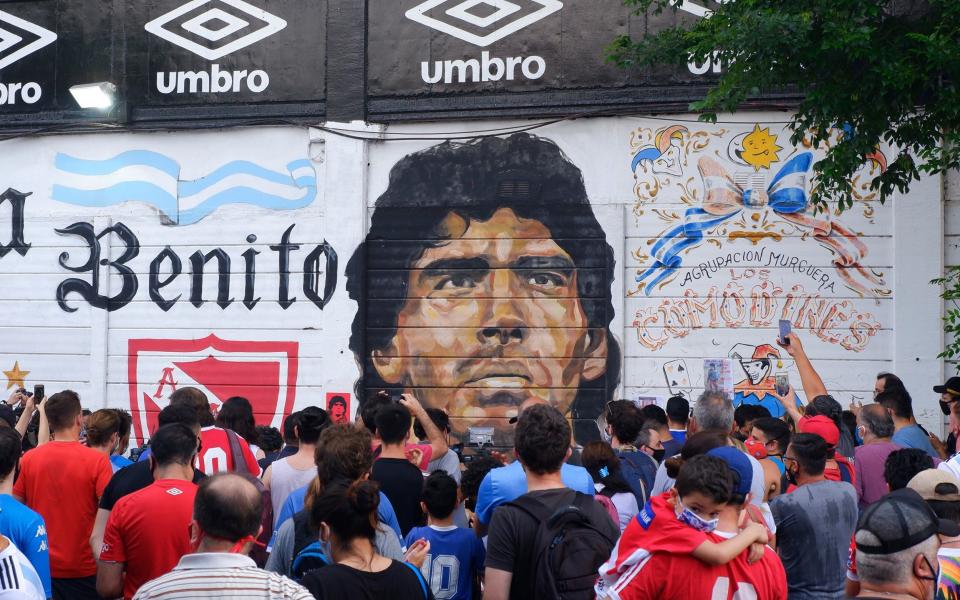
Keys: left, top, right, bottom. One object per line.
{"left": 370, "top": 207, "right": 608, "bottom": 443}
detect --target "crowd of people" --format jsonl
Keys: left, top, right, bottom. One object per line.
{"left": 1, "top": 332, "right": 960, "bottom": 599}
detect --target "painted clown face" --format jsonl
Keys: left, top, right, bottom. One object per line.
{"left": 741, "top": 359, "right": 771, "bottom": 385}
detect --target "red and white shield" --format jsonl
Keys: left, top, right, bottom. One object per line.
{"left": 127, "top": 334, "right": 299, "bottom": 445}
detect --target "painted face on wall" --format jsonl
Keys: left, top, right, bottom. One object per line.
{"left": 370, "top": 207, "right": 608, "bottom": 444}
{"left": 741, "top": 359, "right": 770, "bottom": 385}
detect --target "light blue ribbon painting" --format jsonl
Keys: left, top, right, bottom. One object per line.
{"left": 52, "top": 150, "right": 317, "bottom": 226}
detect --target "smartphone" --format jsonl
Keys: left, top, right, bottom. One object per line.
{"left": 775, "top": 374, "right": 790, "bottom": 396}
{"left": 33, "top": 384, "right": 44, "bottom": 401}
{"left": 779, "top": 319, "right": 792, "bottom": 345}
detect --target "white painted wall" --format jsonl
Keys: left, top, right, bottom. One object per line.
{"left": 0, "top": 114, "right": 945, "bottom": 443}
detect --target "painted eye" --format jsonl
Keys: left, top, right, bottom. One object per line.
{"left": 436, "top": 274, "right": 478, "bottom": 290}
{"left": 527, "top": 272, "right": 565, "bottom": 288}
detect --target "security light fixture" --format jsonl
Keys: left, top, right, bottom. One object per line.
{"left": 69, "top": 82, "right": 117, "bottom": 109}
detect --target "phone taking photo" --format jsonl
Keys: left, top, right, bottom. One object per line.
{"left": 775, "top": 374, "right": 790, "bottom": 397}
{"left": 33, "top": 384, "right": 44, "bottom": 401}
{"left": 779, "top": 319, "right": 792, "bottom": 345}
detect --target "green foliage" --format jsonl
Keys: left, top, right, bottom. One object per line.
{"left": 935, "top": 267, "right": 960, "bottom": 365}
{"left": 609, "top": 0, "right": 960, "bottom": 211}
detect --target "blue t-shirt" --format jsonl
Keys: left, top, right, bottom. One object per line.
{"left": 669, "top": 429, "right": 687, "bottom": 445}
{"left": 268, "top": 485, "right": 403, "bottom": 549}
{"left": 0, "top": 494, "right": 51, "bottom": 598}
{"left": 137, "top": 448, "right": 152, "bottom": 463}
{"left": 892, "top": 424, "right": 938, "bottom": 458}
{"left": 404, "top": 525, "right": 484, "bottom": 600}
{"left": 110, "top": 454, "right": 133, "bottom": 473}
{"left": 475, "top": 460, "right": 595, "bottom": 525}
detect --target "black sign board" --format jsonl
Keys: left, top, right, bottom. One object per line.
{"left": 0, "top": 0, "right": 114, "bottom": 121}
{"left": 366, "top": 0, "right": 737, "bottom": 120}
{"left": 126, "top": 0, "right": 326, "bottom": 123}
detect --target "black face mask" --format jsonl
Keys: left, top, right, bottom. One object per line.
{"left": 786, "top": 467, "right": 798, "bottom": 486}
{"left": 652, "top": 449, "right": 666, "bottom": 463}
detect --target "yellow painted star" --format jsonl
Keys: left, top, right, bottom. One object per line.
{"left": 738, "top": 124, "right": 783, "bottom": 171}
{"left": 3, "top": 361, "right": 28, "bottom": 391}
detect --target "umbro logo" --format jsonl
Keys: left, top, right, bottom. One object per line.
{"left": 405, "top": 0, "right": 562, "bottom": 47}
{"left": 145, "top": 0, "right": 286, "bottom": 61}
{"left": 166, "top": 487, "right": 184, "bottom": 496}
{"left": 0, "top": 9, "right": 56, "bottom": 71}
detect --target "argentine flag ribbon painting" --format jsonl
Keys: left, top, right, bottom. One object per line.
{"left": 52, "top": 150, "right": 318, "bottom": 225}
{"left": 635, "top": 152, "right": 813, "bottom": 295}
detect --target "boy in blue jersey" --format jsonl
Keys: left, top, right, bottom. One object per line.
{"left": 0, "top": 428, "right": 51, "bottom": 599}
{"left": 405, "top": 471, "right": 484, "bottom": 600}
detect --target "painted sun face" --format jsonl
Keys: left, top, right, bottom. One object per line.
{"left": 739, "top": 124, "right": 782, "bottom": 171}
{"left": 371, "top": 207, "right": 608, "bottom": 446}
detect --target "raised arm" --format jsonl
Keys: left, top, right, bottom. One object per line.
{"left": 777, "top": 332, "right": 828, "bottom": 400}
{"left": 14, "top": 393, "right": 34, "bottom": 438}
{"left": 400, "top": 394, "right": 448, "bottom": 459}
{"left": 37, "top": 395, "right": 50, "bottom": 446}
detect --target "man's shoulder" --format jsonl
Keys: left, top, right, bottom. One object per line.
{"left": 137, "top": 565, "right": 308, "bottom": 598}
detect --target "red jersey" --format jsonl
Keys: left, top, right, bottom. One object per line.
{"left": 196, "top": 427, "right": 260, "bottom": 475}
{"left": 100, "top": 479, "right": 197, "bottom": 599}
{"left": 12, "top": 441, "right": 112, "bottom": 578}
{"left": 609, "top": 534, "right": 788, "bottom": 600}
{"left": 597, "top": 493, "right": 708, "bottom": 596}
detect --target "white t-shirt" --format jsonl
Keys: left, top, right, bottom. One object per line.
{"left": 595, "top": 483, "right": 639, "bottom": 531}
{"left": 0, "top": 540, "right": 44, "bottom": 600}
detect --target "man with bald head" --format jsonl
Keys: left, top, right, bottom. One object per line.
{"left": 854, "top": 403, "right": 901, "bottom": 508}
{"left": 473, "top": 400, "right": 594, "bottom": 536}
{"left": 133, "top": 474, "right": 311, "bottom": 599}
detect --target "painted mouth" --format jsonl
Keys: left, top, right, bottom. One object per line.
{"left": 464, "top": 372, "right": 532, "bottom": 388}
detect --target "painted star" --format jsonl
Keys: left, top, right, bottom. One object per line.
{"left": 3, "top": 361, "right": 29, "bottom": 391}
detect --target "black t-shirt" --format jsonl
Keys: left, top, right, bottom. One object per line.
{"left": 99, "top": 460, "right": 205, "bottom": 510}
{"left": 371, "top": 457, "right": 424, "bottom": 536}
{"left": 302, "top": 560, "right": 433, "bottom": 600}
{"left": 485, "top": 487, "right": 620, "bottom": 600}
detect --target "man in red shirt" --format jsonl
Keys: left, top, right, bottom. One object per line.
{"left": 169, "top": 387, "right": 259, "bottom": 475}
{"left": 603, "top": 447, "right": 787, "bottom": 600}
{"left": 13, "top": 390, "right": 113, "bottom": 600}
{"left": 96, "top": 423, "right": 200, "bottom": 599}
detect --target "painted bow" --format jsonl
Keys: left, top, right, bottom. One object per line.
{"left": 636, "top": 151, "right": 885, "bottom": 297}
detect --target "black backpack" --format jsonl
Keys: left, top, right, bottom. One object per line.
{"left": 504, "top": 492, "right": 617, "bottom": 600}
{"left": 290, "top": 510, "right": 330, "bottom": 582}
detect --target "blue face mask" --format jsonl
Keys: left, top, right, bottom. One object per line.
{"left": 676, "top": 501, "right": 719, "bottom": 533}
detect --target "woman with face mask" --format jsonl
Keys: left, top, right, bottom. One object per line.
{"left": 301, "top": 480, "right": 433, "bottom": 600}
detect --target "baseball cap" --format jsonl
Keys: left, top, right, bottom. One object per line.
{"left": 0, "top": 405, "right": 14, "bottom": 429}
{"left": 707, "top": 446, "right": 753, "bottom": 498}
{"left": 936, "top": 377, "right": 960, "bottom": 415}
{"left": 856, "top": 488, "right": 960, "bottom": 555}
{"left": 798, "top": 415, "right": 839, "bottom": 447}
{"left": 907, "top": 469, "right": 960, "bottom": 502}
{"left": 934, "top": 376, "right": 960, "bottom": 396}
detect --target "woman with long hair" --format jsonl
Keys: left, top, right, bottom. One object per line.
{"left": 215, "top": 396, "right": 264, "bottom": 460}
{"left": 582, "top": 440, "right": 639, "bottom": 531}
{"left": 302, "top": 480, "right": 433, "bottom": 600}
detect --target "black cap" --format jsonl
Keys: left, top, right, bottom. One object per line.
{"left": 856, "top": 488, "right": 960, "bottom": 555}
{"left": 934, "top": 376, "right": 960, "bottom": 396}
{"left": 936, "top": 377, "right": 960, "bottom": 415}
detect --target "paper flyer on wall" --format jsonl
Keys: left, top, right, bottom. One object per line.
{"left": 703, "top": 359, "right": 735, "bottom": 397}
